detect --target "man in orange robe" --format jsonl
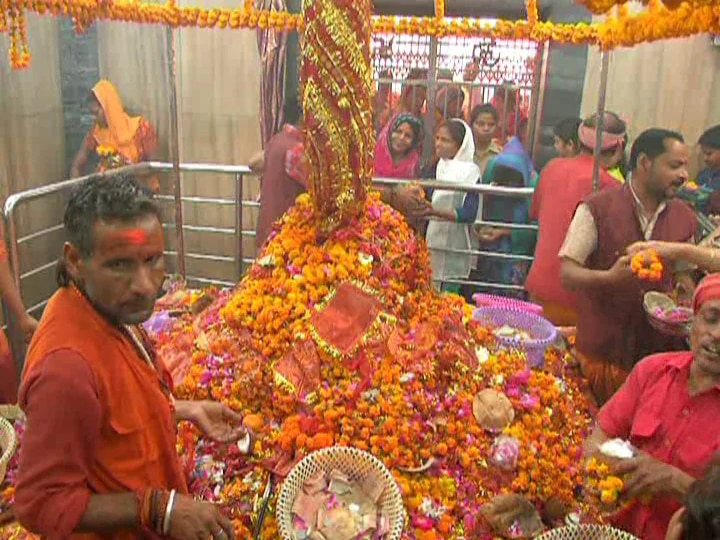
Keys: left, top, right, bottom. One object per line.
{"left": 14, "top": 176, "right": 248, "bottom": 539}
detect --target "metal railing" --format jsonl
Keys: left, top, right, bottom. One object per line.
{"left": 2, "top": 161, "right": 536, "bottom": 357}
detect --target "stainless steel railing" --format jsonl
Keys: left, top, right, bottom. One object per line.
{"left": 1, "top": 161, "right": 536, "bottom": 357}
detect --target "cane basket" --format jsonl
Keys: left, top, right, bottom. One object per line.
{"left": 277, "top": 446, "right": 405, "bottom": 540}
{"left": 643, "top": 291, "right": 692, "bottom": 337}
{"left": 0, "top": 417, "right": 18, "bottom": 484}
{"left": 473, "top": 306, "right": 557, "bottom": 368}
{"left": 534, "top": 524, "right": 639, "bottom": 540}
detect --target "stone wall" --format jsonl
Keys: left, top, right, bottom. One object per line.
{"left": 58, "top": 19, "right": 100, "bottom": 177}
{"left": 532, "top": 2, "right": 592, "bottom": 169}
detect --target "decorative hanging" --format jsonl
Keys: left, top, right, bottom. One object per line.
{"left": 300, "top": 0, "right": 374, "bottom": 238}
{"left": 1, "top": 0, "right": 720, "bottom": 69}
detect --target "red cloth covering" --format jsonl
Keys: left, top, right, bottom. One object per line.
{"left": 15, "top": 287, "right": 187, "bottom": 539}
{"left": 693, "top": 273, "right": 720, "bottom": 313}
{"left": 310, "top": 282, "right": 382, "bottom": 356}
{"left": 526, "top": 154, "right": 618, "bottom": 310}
{"left": 275, "top": 339, "right": 321, "bottom": 399}
{"left": 598, "top": 352, "right": 720, "bottom": 539}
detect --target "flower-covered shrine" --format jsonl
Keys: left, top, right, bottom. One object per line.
{"left": 1, "top": 0, "right": 720, "bottom": 538}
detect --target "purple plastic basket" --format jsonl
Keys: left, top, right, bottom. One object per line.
{"left": 472, "top": 293, "right": 544, "bottom": 316}
{"left": 473, "top": 306, "right": 557, "bottom": 368}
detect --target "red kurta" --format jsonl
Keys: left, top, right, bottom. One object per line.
{"left": 598, "top": 352, "right": 720, "bottom": 539}
{"left": 15, "top": 287, "right": 187, "bottom": 539}
{"left": 526, "top": 155, "right": 618, "bottom": 314}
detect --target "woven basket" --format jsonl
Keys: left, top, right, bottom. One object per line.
{"left": 534, "top": 524, "right": 639, "bottom": 540}
{"left": 277, "top": 446, "right": 405, "bottom": 540}
{"left": 472, "top": 293, "right": 544, "bottom": 316}
{"left": 643, "top": 291, "right": 692, "bottom": 338}
{"left": 0, "top": 417, "right": 18, "bottom": 484}
{"left": 473, "top": 306, "right": 557, "bottom": 368}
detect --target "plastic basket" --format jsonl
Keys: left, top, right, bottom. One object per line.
{"left": 473, "top": 306, "right": 557, "bottom": 368}
{"left": 0, "top": 417, "right": 18, "bottom": 484}
{"left": 643, "top": 291, "right": 692, "bottom": 338}
{"left": 473, "top": 293, "right": 544, "bottom": 316}
{"left": 534, "top": 524, "right": 639, "bottom": 540}
{"left": 277, "top": 446, "right": 405, "bottom": 540}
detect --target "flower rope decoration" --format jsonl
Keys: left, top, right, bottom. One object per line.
{"left": 525, "top": 0, "right": 538, "bottom": 28}
{"left": 434, "top": 0, "right": 444, "bottom": 20}
{"left": 2, "top": 0, "right": 720, "bottom": 69}
{"left": 578, "top": 0, "right": 720, "bottom": 14}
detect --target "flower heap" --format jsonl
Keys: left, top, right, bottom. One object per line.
{"left": 0, "top": 194, "right": 604, "bottom": 539}
{"left": 150, "top": 191, "right": 603, "bottom": 539}
{"left": 0, "top": 420, "right": 33, "bottom": 540}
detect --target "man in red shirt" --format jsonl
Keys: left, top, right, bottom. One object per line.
{"left": 15, "top": 177, "right": 249, "bottom": 539}
{"left": 585, "top": 273, "right": 720, "bottom": 539}
{"left": 525, "top": 112, "right": 626, "bottom": 326}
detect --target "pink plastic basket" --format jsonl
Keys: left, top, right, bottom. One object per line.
{"left": 473, "top": 293, "right": 544, "bottom": 316}
{"left": 473, "top": 306, "right": 557, "bottom": 368}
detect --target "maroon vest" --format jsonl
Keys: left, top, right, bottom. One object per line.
{"left": 575, "top": 185, "right": 696, "bottom": 371}
{"left": 255, "top": 128, "right": 306, "bottom": 249}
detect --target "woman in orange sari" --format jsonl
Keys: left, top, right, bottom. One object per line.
{"left": 0, "top": 226, "right": 38, "bottom": 404}
{"left": 70, "top": 80, "right": 159, "bottom": 191}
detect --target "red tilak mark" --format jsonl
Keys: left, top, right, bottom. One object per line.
{"left": 120, "top": 229, "right": 148, "bottom": 245}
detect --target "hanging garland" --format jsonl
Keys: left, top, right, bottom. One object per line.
{"left": 1, "top": 0, "right": 720, "bottom": 70}
{"left": 434, "top": 0, "right": 444, "bottom": 20}
{"left": 578, "top": 0, "right": 720, "bottom": 14}
{"left": 526, "top": 0, "right": 539, "bottom": 27}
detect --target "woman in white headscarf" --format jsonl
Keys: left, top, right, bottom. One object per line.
{"left": 422, "top": 119, "right": 482, "bottom": 292}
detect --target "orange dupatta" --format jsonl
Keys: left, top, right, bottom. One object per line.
{"left": 91, "top": 80, "right": 143, "bottom": 163}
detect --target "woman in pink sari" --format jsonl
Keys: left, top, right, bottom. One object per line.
{"left": 374, "top": 113, "right": 424, "bottom": 179}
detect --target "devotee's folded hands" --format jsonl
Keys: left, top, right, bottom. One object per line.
{"left": 168, "top": 495, "right": 236, "bottom": 540}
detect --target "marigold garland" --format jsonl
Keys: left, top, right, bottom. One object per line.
{"left": 630, "top": 248, "right": 663, "bottom": 282}
{"left": 2, "top": 0, "right": 720, "bottom": 69}
{"left": 578, "top": 0, "right": 720, "bottom": 14}
{"left": 525, "top": 0, "right": 538, "bottom": 28}
{"left": 434, "top": 0, "right": 444, "bottom": 20}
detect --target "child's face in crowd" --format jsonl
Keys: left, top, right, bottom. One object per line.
{"left": 472, "top": 113, "right": 497, "bottom": 145}
{"left": 701, "top": 145, "right": 720, "bottom": 170}
{"left": 553, "top": 136, "right": 577, "bottom": 158}
{"left": 435, "top": 127, "right": 461, "bottom": 160}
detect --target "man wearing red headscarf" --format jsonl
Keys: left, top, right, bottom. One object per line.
{"left": 584, "top": 273, "right": 720, "bottom": 540}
